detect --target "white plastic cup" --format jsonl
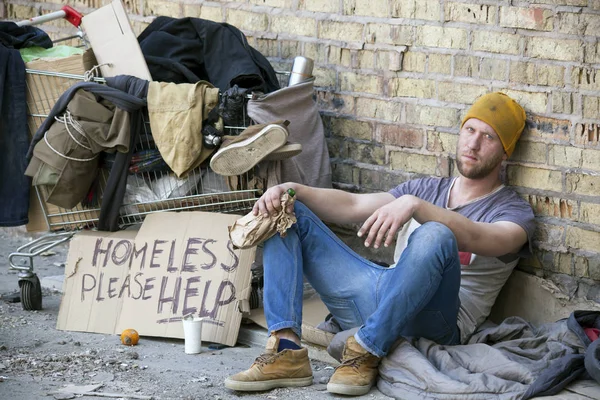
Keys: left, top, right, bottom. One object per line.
{"left": 182, "top": 316, "right": 204, "bottom": 354}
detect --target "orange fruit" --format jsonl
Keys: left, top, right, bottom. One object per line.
{"left": 120, "top": 329, "right": 139, "bottom": 346}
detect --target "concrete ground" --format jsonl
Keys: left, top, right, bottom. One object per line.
{"left": 0, "top": 227, "right": 392, "bottom": 400}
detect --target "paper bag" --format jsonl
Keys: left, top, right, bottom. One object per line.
{"left": 229, "top": 190, "right": 296, "bottom": 249}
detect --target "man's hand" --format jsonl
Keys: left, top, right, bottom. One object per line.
{"left": 252, "top": 184, "right": 294, "bottom": 217}
{"left": 358, "top": 195, "right": 419, "bottom": 249}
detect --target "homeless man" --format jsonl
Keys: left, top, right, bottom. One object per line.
{"left": 225, "top": 92, "right": 536, "bottom": 396}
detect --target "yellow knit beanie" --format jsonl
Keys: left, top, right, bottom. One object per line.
{"left": 461, "top": 92, "right": 526, "bottom": 157}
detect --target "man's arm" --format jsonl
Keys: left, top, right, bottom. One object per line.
{"left": 252, "top": 182, "right": 395, "bottom": 225}
{"left": 358, "top": 194, "right": 528, "bottom": 257}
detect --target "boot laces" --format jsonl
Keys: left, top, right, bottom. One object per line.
{"left": 253, "top": 352, "right": 281, "bottom": 367}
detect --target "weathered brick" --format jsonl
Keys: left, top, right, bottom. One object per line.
{"left": 406, "top": 104, "right": 458, "bottom": 128}
{"left": 552, "top": 92, "right": 573, "bottom": 114}
{"left": 566, "top": 227, "right": 600, "bottom": 253}
{"left": 392, "top": 0, "right": 440, "bottom": 21}
{"left": 317, "top": 91, "right": 354, "bottom": 114}
{"left": 574, "top": 256, "right": 592, "bottom": 279}
{"left": 531, "top": 0, "right": 587, "bottom": 5}
{"left": 249, "top": 0, "right": 292, "bottom": 7}
{"left": 580, "top": 203, "right": 600, "bottom": 227}
{"left": 271, "top": 15, "right": 316, "bottom": 36}
{"left": 7, "top": 4, "right": 37, "bottom": 20}
{"left": 592, "top": 0, "right": 600, "bottom": 10}
{"left": 417, "top": 26, "right": 468, "bottom": 49}
{"left": 511, "top": 141, "right": 547, "bottom": 163}
{"left": 445, "top": 2, "right": 497, "bottom": 25}
{"left": 480, "top": 58, "right": 507, "bottom": 81}
{"left": 359, "top": 169, "right": 408, "bottom": 192}
{"left": 503, "top": 89, "right": 548, "bottom": 114}
{"left": 332, "top": 163, "right": 359, "bottom": 185}
{"left": 526, "top": 195, "right": 575, "bottom": 219}
{"left": 567, "top": 173, "right": 600, "bottom": 196}
{"left": 390, "top": 152, "right": 449, "bottom": 176}
{"left": 343, "top": 0, "right": 390, "bottom": 17}
{"left": 582, "top": 149, "right": 600, "bottom": 172}
{"left": 226, "top": 9, "right": 268, "bottom": 31}
{"left": 388, "top": 78, "right": 435, "bottom": 98}
{"left": 510, "top": 62, "right": 564, "bottom": 87}
{"left": 585, "top": 42, "right": 600, "bottom": 64}
{"left": 535, "top": 223, "right": 565, "bottom": 248}
{"left": 303, "top": 43, "right": 327, "bottom": 64}
{"left": 313, "top": 67, "right": 337, "bottom": 88}
{"left": 550, "top": 145, "right": 582, "bottom": 168}
{"left": 280, "top": 40, "right": 301, "bottom": 59}
{"left": 499, "top": 7, "right": 553, "bottom": 31}
{"left": 454, "top": 55, "right": 479, "bottom": 77}
{"left": 525, "top": 116, "right": 570, "bottom": 142}
{"left": 583, "top": 96, "right": 600, "bottom": 119}
{"left": 570, "top": 67, "right": 600, "bottom": 91}
{"left": 330, "top": 118, "right": 373, "bottom": 140}
{"left": 428, "top": 54, "right": 452, "bottom": 75}
{"left": 402, "top": 52, "right": 427, "bottom": 73}
{"left": 507, "top": 165, "right": 562, "bottom": 191}
{"left": 356, "top": 98, "right": 402, "bottom": 122}
{"left": 326, "top": 136, "right": 345, "bottom": 159}
{"left": 375, "top": 125, "right": 424, "bottom": 148}
{"left": 574, "top": 123, "right": 600, "bottom": 147}
{"left": 558, "top": 12, "right": 600, "bottom": 36}
{"left": 340, "top": 72, "right": 383, "bottom": 94}
{"left": 527, "top": 37, "right": 583, "bottom": 62}
{"left": 328, "top": 46, "right": 352, "bottom": 68}
{"left": 346, "top": 142, "right": 386, "bottom": 165}
{"left": 377, "top": 51, "right": 405, "bottom": 72}
{"left": 356, "top": 50, "right": 375, "bottom": 69}
{"left": 254, "top": 38, "right": 278, "bottom": 58}
{"left": 299, "top": 0, "right": 339, "bottom": 13}
{"left": 472, "top": 31, "right": 521, "bottom": 55}
{"left": 319, "top": 21, "right": 364, "bottom": 42}
{"left": 365, "top": 23, "right": 414, "bottom": 46}
{"left": 144, "top": 0, "right": 182, "bottom": 17}
{"left": 427, "top": 131, "right": 458, "bottom": 154}
{"left": 437, "top": 82, "right": 488, "bottom": 104}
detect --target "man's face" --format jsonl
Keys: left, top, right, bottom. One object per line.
{"left": 456, "top": 118, "right": 507, "bottom": 179}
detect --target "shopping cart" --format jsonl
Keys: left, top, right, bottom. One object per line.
{"left": 8, "top": 9, "right": 287, "bottom": 310}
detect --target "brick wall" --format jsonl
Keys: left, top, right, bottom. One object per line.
{"left": 3, "top": 0, "right": 600, "bottom": 302}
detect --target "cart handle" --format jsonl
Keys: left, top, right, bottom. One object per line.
{"left": 16, "top": 6, "right": 83, "bottom": 28}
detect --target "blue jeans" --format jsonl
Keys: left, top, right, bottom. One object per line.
{"left": 263, "top": 201, "right": 461, "bottom": 357}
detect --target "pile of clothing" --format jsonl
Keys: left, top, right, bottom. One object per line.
{"left": 14, "top": 16, "right": 332, "bottom": 231}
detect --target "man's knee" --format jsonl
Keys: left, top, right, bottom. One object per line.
{"left": 409, "top": 221, "right": 458, "bottom": 252}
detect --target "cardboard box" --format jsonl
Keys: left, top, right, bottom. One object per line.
{"left": 57, "top": 212, "right": 256, "bottom": 346}
{"left": 24, "top": 54, "right": 86, "bottom": 136}
{"left": 81, "top": 0, "right": 152, "bottom": 80}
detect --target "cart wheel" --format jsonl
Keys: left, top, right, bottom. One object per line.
{"left": 20, "top": 275, "right": 43, "bottom": 311}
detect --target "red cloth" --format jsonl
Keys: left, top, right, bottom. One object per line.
{"left": 584, "top": 327, "right": 600, "bottom": 342}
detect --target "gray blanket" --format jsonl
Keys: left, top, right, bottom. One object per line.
{"left": 378, "top": 317, "right": 583, "bottom": 399}
{"left": 328, "top": 317, "right": 585, "bottom": 399}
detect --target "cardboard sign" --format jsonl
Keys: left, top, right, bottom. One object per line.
{"left": 57, "top": 212, "right": 255, "bottom": 346}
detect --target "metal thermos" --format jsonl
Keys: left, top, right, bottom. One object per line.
{"left": 288, "top": 56, "right": 314, "bottom": 86}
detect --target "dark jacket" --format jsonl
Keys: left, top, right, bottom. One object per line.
{"left": 137, "top": 16, "right": 280, "bottom": 92}
{"left": 0, "top": 22, "right": 51, "bottom": 226}
{"left": 523, "top": 310, "right": 600, "bottom": 399}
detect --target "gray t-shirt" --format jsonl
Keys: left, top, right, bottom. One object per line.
{"left": 389, "top": 177, "right": 535, "bottom": 343}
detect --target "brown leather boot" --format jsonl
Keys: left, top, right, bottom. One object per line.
{"left": 224, "top": 335, "right": 313, "bottom": 391}
{"left": 327, "top": 336, "right": 381, "bottom": 396}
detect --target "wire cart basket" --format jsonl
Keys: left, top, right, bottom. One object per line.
{"left": 9, "top": 7, "right": 289, "bottom": 310}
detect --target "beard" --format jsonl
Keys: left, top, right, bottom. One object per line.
{"left": 455, "top": 150, "right": 504, "bottom": 179}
